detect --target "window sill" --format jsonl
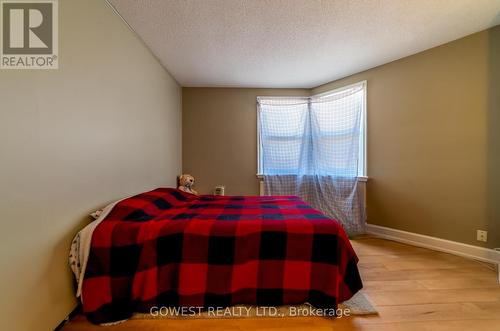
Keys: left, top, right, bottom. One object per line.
{"left": 256, "top": 174, "right": 368, "bottom": 182}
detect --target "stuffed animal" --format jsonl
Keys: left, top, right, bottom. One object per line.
{"left": 178, "top": 174, "right": 198, "bottom": 195}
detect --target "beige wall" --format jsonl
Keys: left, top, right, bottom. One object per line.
{"left": 183, "top": 88, "right": 308, "bottom": 195}
{"left": 0, "top": 1, "right": 182, "bottom": 330}
{"left": 487, "top": 26, "right": 500, "bottom": 250}
{"left": 183, "top": 26, "right": 500, "bottom": 249}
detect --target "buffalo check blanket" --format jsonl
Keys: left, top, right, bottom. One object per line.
{"left": 81, "top": 188, "right": 362, "bottom": 323}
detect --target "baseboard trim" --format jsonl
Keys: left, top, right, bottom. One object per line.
{"left": 366, "top": 224, "right": 500, "bottom": 266}
{"left": 53, "top": 304, "right": 80, "bottom": 331}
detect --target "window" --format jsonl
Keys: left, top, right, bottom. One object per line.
{"left": 257, "top": 81, "right": 366, "bottom": 178}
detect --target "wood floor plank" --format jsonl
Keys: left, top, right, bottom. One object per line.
{"left": 416, "top": 276, "right": 500, "bottom": 290}
{"left": 346, "top": 319, "right": 500, "bottom": 331}
{"left": 365, "top": 288, "right": 500, "bottom": 305}
{"left": 353, "top": 302, "right": 500, "bottom": 324}
{"left": 359, "top": 266, "right": 495, "bottom": 281}
{"left": 61, "top": 236, "right": 500, "bottom": 331}
{"left": 362, "top": 280, "right": 427, "bottom": 291}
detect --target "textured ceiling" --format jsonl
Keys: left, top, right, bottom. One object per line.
{"left": 108, "top": 0, "right": 500, "bottom": 88}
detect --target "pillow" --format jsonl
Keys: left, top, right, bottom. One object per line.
{"left": 89, "top": 209, "right": 103, "bottom": 220}
{"left": 89, "top": 197, "right": 126, "bottom": 220}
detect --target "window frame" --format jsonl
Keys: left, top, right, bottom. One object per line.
{"left": 257, "top": 81, "right": 367, "bottom": 180}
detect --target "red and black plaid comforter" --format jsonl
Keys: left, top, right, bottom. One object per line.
{"left": 82, "top": 188, "right": 362, "bottom": 323}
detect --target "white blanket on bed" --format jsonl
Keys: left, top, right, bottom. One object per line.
{"left": 69, "top": 197, "right": 128, "bottom": 299}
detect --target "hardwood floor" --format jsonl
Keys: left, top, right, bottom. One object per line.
{"left": 62, "top": 237, "right": 500, "bottom": 331}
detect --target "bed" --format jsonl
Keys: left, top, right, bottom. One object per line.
{"left": 71, "top": 188, "right": 362, "bottom": 324}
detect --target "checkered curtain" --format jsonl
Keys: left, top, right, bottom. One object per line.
{"left": 258, "top": 84, "right": 366, "bottom": 235}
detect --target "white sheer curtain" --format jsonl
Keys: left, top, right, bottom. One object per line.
{"left": 258, "top": 82, "right": 366, "bottom": 235}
